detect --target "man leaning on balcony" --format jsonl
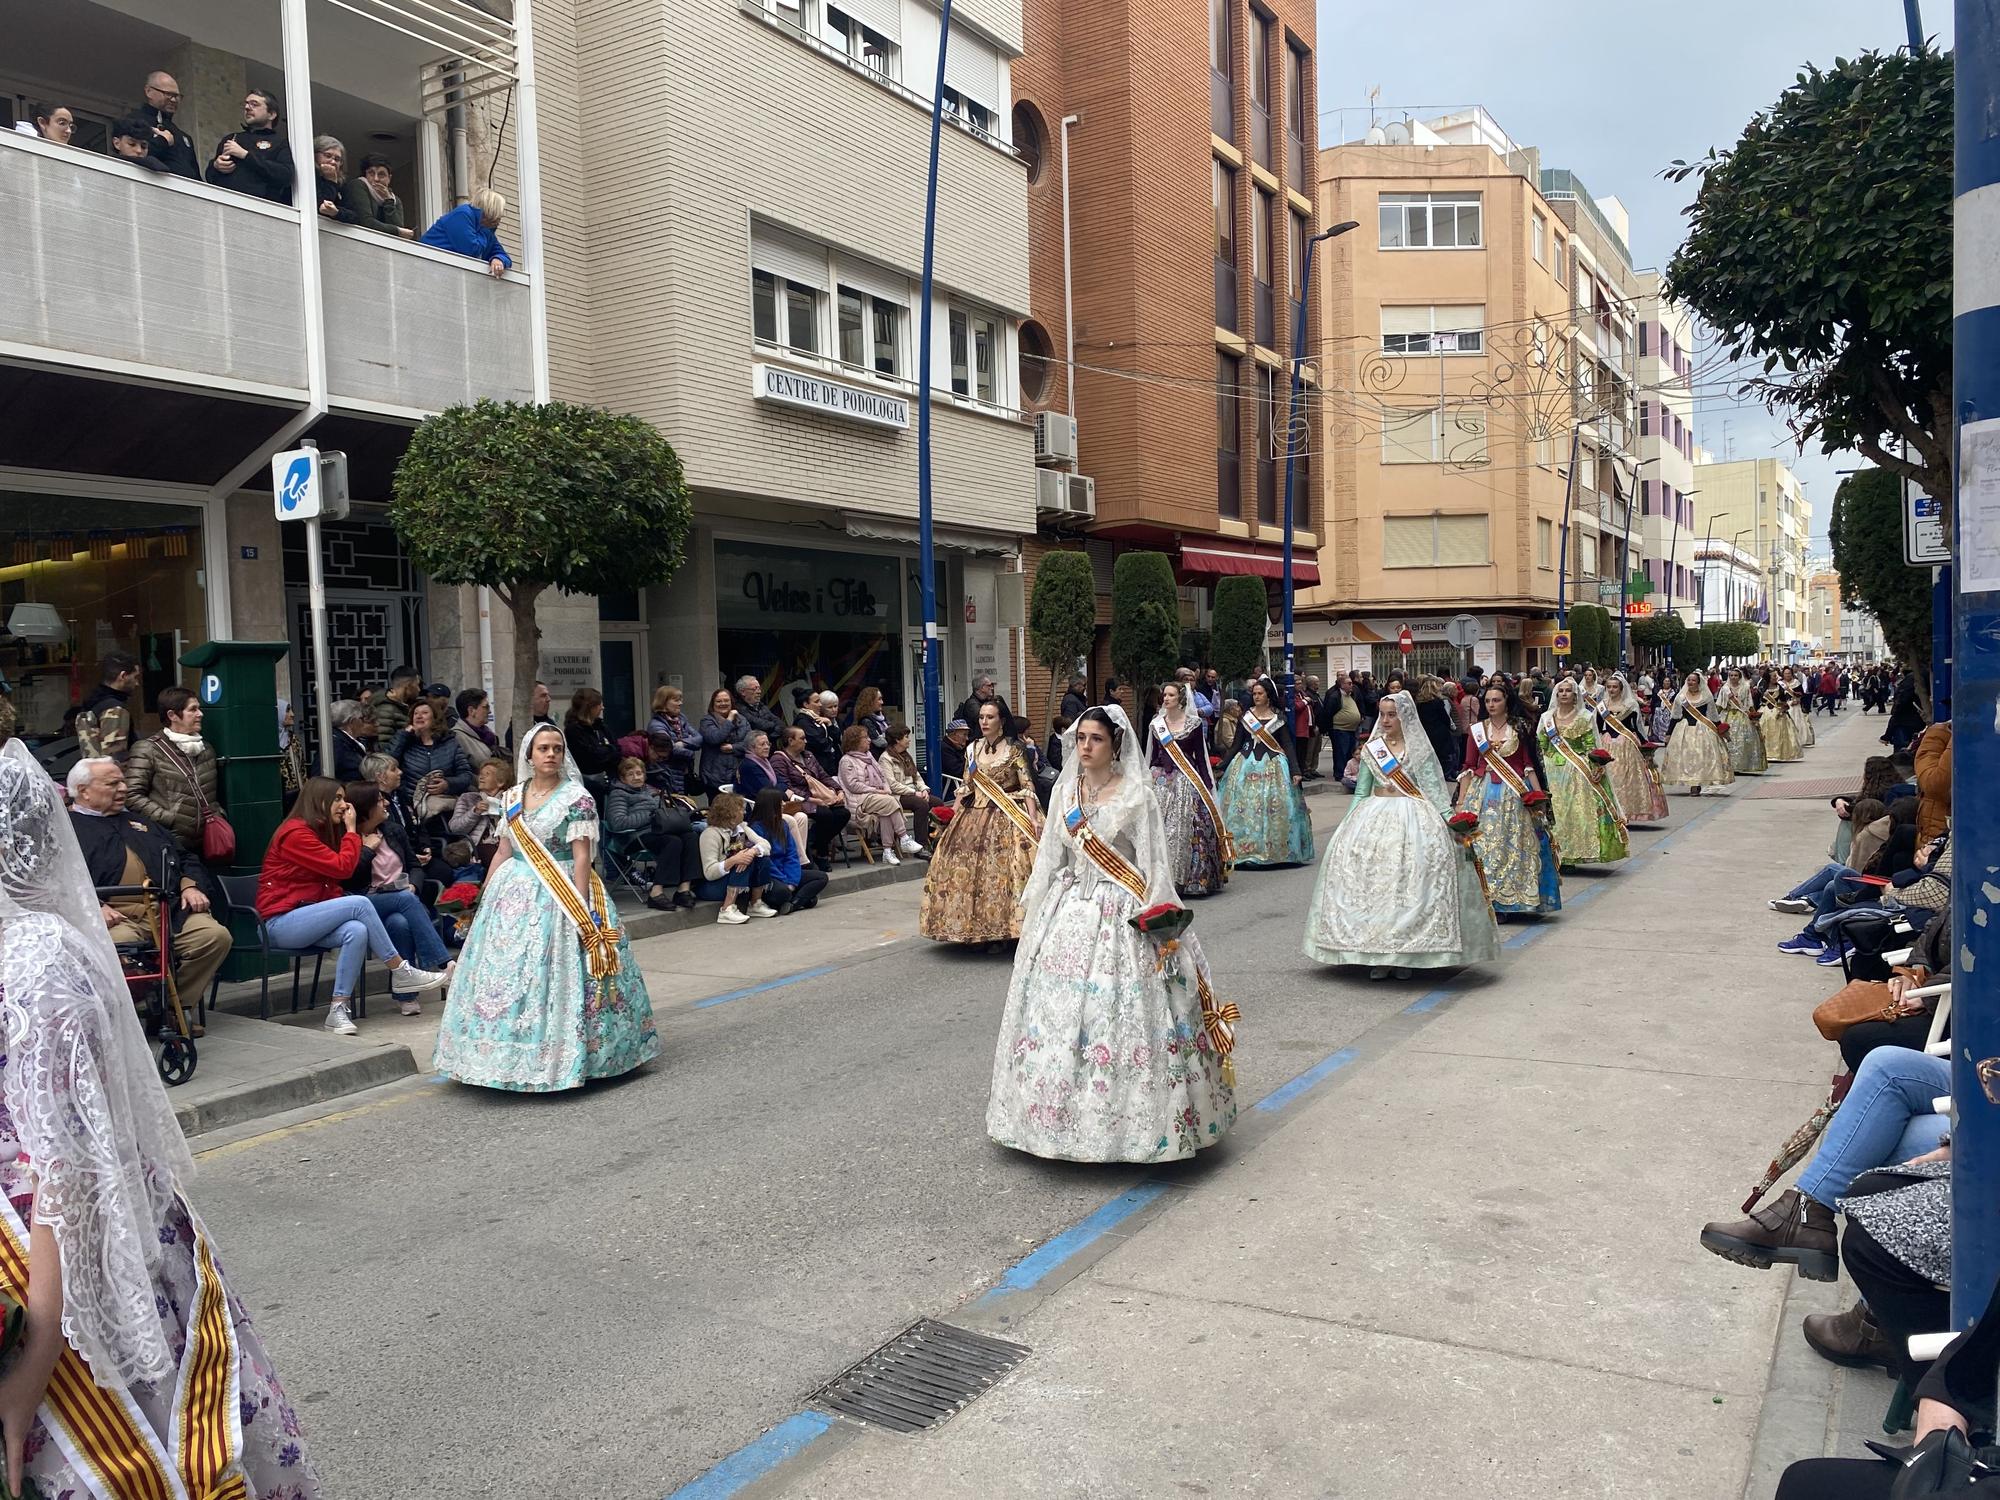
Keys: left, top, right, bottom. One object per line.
{"left": 205, "top": 89, "right": 293, "bottom": 206}
{"left": 135, "top": 71, "right": 200, "bottom": 181}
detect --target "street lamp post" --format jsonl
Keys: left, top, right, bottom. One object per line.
{"left": 913, "top": 0, "right": 956, "bottom": 795}
{"left": 1280, "top": 219, "right": 1359, "bottom": 715}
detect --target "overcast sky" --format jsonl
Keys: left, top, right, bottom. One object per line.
{"left": 1315, "top": 0, "right": 1952, "bottom": 551}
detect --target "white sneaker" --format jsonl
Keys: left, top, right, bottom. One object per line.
{"left": 746, "top": 901, "right": 779, "bottom": 919}
{"left": 882, "top": 848, "right": 900, "bottom": 866}
{"left": 716, "top": 903, "right": 749, "bottom": 925}
{"left": 398, "top": 997, "right": 421, "bottom": 1017}
{"left": 323, "top": 1001, "right": 358, "bottom": 1035}
{"left": 898, "top": 836, "right": 924, "bottom": 856}
{"left": 391, "top": 963, "right": 449, "bottom": 995}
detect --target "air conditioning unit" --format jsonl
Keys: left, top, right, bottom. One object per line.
{"left": 1065, "top": 473, "right": 1096, "bottom": 519}
{"left": 1034, "top": 469, "right": 1096, "bottom": 519}
{"left": 1034, "top": 411, "right": 1079, "bottom": 465}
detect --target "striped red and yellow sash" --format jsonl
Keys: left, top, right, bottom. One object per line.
{"left": 967, "top": 762, "right": 1040, "bottom": 845}
{"left": 1543, "top": 723, "right": 1627, "bottom": 830}
{"left": 0, "top": 1197, "right": 246, "bottom": 1500}
{"left": 508, "top": 802, "right": 619, "bottom": 980}
{"left": 1469, "top": 721, "right": 1533, "bottom": 801}
{"left": 1154, "top": 724, "right": 1234, "bottom": 871}
{"left": 1244, "top": 716, "right": 1289, "bottom": 760}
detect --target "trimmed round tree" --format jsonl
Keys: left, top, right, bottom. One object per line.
{"left": 1109, "top": 551, "right": 1181, "bottom": 702}
{"left": 391, "top": 399, "right": 692, "bottom": 736}
{"left": 1028, "top": 549, "right": 1097, "bottom": 726}
{"left": 1209, "top": 575, "right": 1269, "bottom": 687}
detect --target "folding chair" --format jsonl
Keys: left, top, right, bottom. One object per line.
{"left": 599, "top": 827, "right": 658, "bottom": 902}
{"left": 217, "top": 874, "right": 367, "bottom": 1020}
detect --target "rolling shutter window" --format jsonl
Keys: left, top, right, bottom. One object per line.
{"left": 1435, "top": 514, "right": 1490, "bottom": 566}
{"left": 837, "top": 0, "right": 901, "bottom": 40}
{"left": 1382, "top": 516, "right": 1432, "bottom": 569}
{"left": 1380, "top": 406, "right": 1436, "bottom": 463}
{"left": 750, "top": 224, "right": 828, "bottom": 290}
{"left": 943, "top": 27, "right": 1000, "bottom": 108}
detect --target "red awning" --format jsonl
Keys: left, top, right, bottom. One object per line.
{"left": 1180, "top": 544, "right": 1320, "bottom": 585}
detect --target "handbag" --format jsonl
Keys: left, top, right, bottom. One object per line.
{"left": 157, "top": 736, "right": 236, "bottom": 864}
{"left": 1813, "top": 978, "right": 1898, "bottom": 1041}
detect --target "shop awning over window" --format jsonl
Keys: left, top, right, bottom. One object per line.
{"left": 1179, "top": 543, "right": 1319, "bottom": 586}
{"left": 841, "top": 515, "right": 1017, "bottom": 555}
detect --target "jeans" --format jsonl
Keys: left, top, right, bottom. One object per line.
{"left": 264, "top": 895, "right": 399, "bottom": 1000}
{"left": 766, "top": 867, "right": 829, "bottom": 911}
{"left": 369, "top": 887, "right": 450, "bottom": 969}
{"left": 1797, "top": 1047, "right": 1950, "bottom": 1208}
{"left": 1785, "top": 861, "right": 1852, "bottom": 901}
{"left": 1329, "top": 728, "right": 1358, "bottom": 782}
{"left": 695, "top": 854, "right": 769, "bottom": 904}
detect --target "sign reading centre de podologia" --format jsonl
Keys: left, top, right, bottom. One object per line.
{"left": 752, "top": 363, "right": 911, "bottom": 430}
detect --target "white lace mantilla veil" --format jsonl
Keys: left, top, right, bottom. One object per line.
{"left": 1537, "top": 680, "right": 1588, "bottom": 740}
{"left": 0, "top": 738, "right": 193, "bottom": 1387}
{"left": 1677, "top": 672, "right": 1713, "bottom": 710}
{"left": 512, "top": 723, "right": 595, "bottom": 840}
{"left": 1601, "top": 674, "right": 1635, "bottom": 715}
{"left": 1369, "top": 690, "right": 1450, "bottom": 813}
{"left": 1019, "top": 703, "right": 1179, "bottom": 928}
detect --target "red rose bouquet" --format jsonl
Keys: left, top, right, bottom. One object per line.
{"left": 1587, "top": 748, "right": 1613, "bottom": 766}
{"left": 436, "top": 881, "right": 482, "bottom": 942}
{"left": 1521, "top": 789, "right": 1551, "bottom": 811}
{"left": 1130, "top": 902, "right": 1193, "bottom": 940}
{"left": 1446, "top": 811, "right": 1480, "bottom": 837}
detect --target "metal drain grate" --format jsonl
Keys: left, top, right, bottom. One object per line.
{"left": 812, "top": 1319, "right": 1029, "bottom": 1433}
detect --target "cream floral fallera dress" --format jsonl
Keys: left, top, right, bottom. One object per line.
{"left": 987, "top": 709, "right": 1235, "bottom": 1163}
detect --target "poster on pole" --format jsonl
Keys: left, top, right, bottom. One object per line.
{"left": 1961, "top": 418, "right": 2000, "bottom": 594}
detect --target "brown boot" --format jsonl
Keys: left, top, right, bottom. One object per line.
{"left": 1803, "top": 1302, "right": 1894, "bottom": 1371}
{"left": 1699, "top": 1188, "right": 1839, "bottom": 1281}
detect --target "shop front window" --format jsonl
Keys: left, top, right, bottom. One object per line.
{"left": 715, "top": 540, "right": 906, "bottom": 719}
{"left": 0, "top": 493, "right": 208, "bottom": 744}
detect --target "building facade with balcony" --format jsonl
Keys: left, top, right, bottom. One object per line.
{"left": 1693, "top": 538, "right": 1764, "bottom": 649}
{"left": 1691, "top": 456, "right": 1815, "bottom": 656}
{"left": 1009, "top": 0, "right": 1318, "bottom": 710}
{"left": 1301, "top": 110, "right": 1620, "bottom": 678}
{"left": 1635, "top": 272, "right": 1699, "bottom": 624}
{"left": 1, "top": 0, "right": 547, "bottom": 750}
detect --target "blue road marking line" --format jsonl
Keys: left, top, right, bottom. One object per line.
{"left": 693, "top": 965, "right": 841, "bottom": 1009}
{"left": 985, "top": 1181, "right": 1172, "bottom": 1295}
{"left": 1402, "top": 989, "right": 1450, "bottom": 1014}
{"left": 665, "top": 1411, "right": 832, "bottom": 1500}
{"left": 1253, "top": 1047, "right": 1359, "bottom": 1113}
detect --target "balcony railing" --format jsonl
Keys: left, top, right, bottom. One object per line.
{"left": 1212, "top": 70, "right": 1235, "bottom": 140}
{"left": 1216, "top": 260, "right": 1239, "bottom": 331}
{"left": 0, "top": 135, "right": 306, "bottom": 395}
{"left": 1218, "top": 449, "right": 1241, "bottom": 517}
{"left": 1251, "top": 102, "right": 1272, "bottom": 168}
{"left": 1254, "top": 278, "right": 1274, "bottom": 348}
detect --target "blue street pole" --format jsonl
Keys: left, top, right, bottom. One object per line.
{"left": 1950, "top": 0, "right": 1999, "bottom": 1330}
{"left": 1906, "top": 0, "right": 1926, "bottom": 50}
{"left": 1279, "top": 220, "right": 1357, "bottom": 714}
{"left": 914, "top": 0, "right": 953, "bottom": 796}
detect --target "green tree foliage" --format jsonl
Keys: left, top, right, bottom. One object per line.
{"left": 1180, "top": 628, "right": 1212, "bottom": 671}
{"left": 1631, "top": 612, "right": 1687, "bottom": 665}
{"left": 1715, "top": 622, "right": 1763, "bottom": 661}
{"left": 1829, "top": 467, "right": 1934, "bottom": 678}
{"left": 1109, "top": 551, "right": 1183, "bottom": 695}
{"left": 1209, "top": 576, "right": 1270, "bottom": 685}
{"left": 391, "top": 400, "right": 691, "bottom": 734}
{"left": 1567, "top": 604, "right": 1613, "bottom": 670}
{"left": 1028, "top": 550, "right": 1097, "bottom": 724}
{"left": 1665, "top": 49, "right": 1953, "bottom": 507}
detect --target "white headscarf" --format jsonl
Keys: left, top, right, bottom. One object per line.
{"left": 1020, "top": 703, "right": 1178, "bottom": 926}
{"left": 1537, "top": 677, "right": 1590, "bottom": 738}
{"left": 1366, "top": 689, "right": 1451, "bottom": 813}
{"left": 1600, "top": 673, "right": 1636, "bottom": 717}
{"left": 1677, "top": 671, "right": 1713, "bottom": 709}
{"left": 0, "top": 739, "right": 194, "bottom": 1387}
{"left": 511, "top": 722, "right": 596, "bottom": 844}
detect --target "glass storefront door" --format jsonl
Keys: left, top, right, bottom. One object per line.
{"left": 714, "top": 540, "right": 905, "bottom": 719}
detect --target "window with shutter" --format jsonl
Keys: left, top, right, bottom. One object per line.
{"left": 1382, "top": 516, "right": 1433, "bottom": 568}
{"left": 1434, "top": 514, "right": 1489, "bottom": 566}
{"left": 1380, "top": 407, "right": 1437, "bottom": 463}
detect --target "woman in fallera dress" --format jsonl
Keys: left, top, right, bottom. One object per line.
{"left": 433, "top": 724, "right": 660, "bottom": 1091}
{"left": 1785, "top": 673, "right": 1817, "bottom": 748}
{"left": 919, "top": 700, "right": 1042, "bottom": 947}
{"left": 1146, "top": 680, "right": 1228, "bottom": 897}
{"left": 1303, "top": 690, "right": 1498, "bottom": 978}
{"left": 1456, "top": 683, "right": 1562, "bottom": 916}
{"left": 1215, "top": 675, "right": 1314, "bottom": 868}
{"left": 1658, "top": 670, "right": 1736, "bottom": 795}
{"left": 1538, "top": 678, "right": 1629, "bottom": 866}
{"left": 986, "top": 706, "right": 1236, "bottom": 1162}
{"left": 1597, "top": 673, "right": 1669, "bottom": 825}
{"left": 1761, "top": 684, "right": 1805, "bottom": 763}
{"left": 1715, "top": 668, "right": 1769, "bottom": 775}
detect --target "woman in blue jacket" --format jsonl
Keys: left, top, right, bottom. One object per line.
{"left": 420, "top": 188, "right": 512, "bottom": 276}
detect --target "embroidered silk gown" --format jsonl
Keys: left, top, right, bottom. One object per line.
{"left": 1761, "top": 690, "right": 1804, "bottom": 762}
{"left": 986, "top": 780, "right": 1235, "bottom": 1162}
{"left": 920, "top": 740, "right": 1041, "bottom": 943}
{"left": 434, "top": 785, "right": 660, "bottom": 1091}
{"left": 1657, "top": 693, "right": 1735, "bottom": 790}
{"left": 1216, "top": 711, "right": 1314, "bottom": 867}
{"left": 1791, "top": 687, "right": 1817, "bottom": 748}
{"left": 1147, "top": 714, "right": 1226, "bottom": 896}
{"left": 1599, "top": 706, "right": 1669, "bottom": 824}
{"left": 1717, "top": 683, "right": 1768, "bottom": 774}
{"left": 1540, "top": 712, "right": 1629, "bottom": 865}
{"left": 1303, "top": 741, "right": 1498, "bottom": 970}
{"left": 1457, "top": 724, "right": 1562, "bottom": 914}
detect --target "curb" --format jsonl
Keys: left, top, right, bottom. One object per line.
{"left": 615, "top": 852, "right": 929, "bottom": 942}
{"left": 173, "top": 1043, "right": 419, "bottom": 1138}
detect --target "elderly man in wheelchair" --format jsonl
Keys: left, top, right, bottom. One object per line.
{"left": 67, "top": 757, "right": 232, "bottom": 1074}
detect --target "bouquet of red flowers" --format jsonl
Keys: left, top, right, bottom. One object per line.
{"left": 1446, "top": 811, "right": 1480, "bottom": 842}
{"left": 1587, "top": 748, "right": 1613, "bottom": 765}
{"left": 1521, "top": 789, "right": 1551, "bottom": 810}
{"left": 1129, "top": 902, "right": 1193, "bottom": 940}
{"left": 1748, "top": 707, "right": 1762, "bottom": 721}
{"left": 436, "top": 881, "right": 482, "bottom": 942}
{"left": 1640, "top": 740, "right": 1662, "bottom": 752}
{"left": 1712, "top": 720, "right": 1731, "bottom": 741}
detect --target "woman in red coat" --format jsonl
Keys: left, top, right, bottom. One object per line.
{"left": 256, "top": 777, "right": 448, "bottom": 1034}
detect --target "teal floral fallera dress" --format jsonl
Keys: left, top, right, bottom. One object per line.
{"left": 1216, "top": 710, "right": 1314, "bottom": 867}
{"left": 434, "top": 784, "right": 660, "bottom": 1092}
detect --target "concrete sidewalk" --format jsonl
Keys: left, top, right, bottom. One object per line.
{"left": 717, "top": 708, "right": 1889, "bottom": 1500}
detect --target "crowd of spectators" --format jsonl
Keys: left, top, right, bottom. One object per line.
{"left": 16, "top": 69, "right": 511, "bottom": 271}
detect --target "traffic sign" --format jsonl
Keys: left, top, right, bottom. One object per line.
{"left": 1397, "top": 625, "right": 1414, "bottom": 656}
{"left": 1445, "top": 613, "right": 1480, "bottom": 650}
{"left": 198, "top": 673, "right": 222, "bottom": 706}
{"left": 272, "top": 448, "right": 321, "bottom": 520}
{"left": 1551, "top": 629, "right": 1573, "bottom": 654}
{"left": 1904, "top": 479, "right": 1950, "bottom": 566}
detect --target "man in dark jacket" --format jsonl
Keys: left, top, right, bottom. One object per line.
{"left": 371, "top": 666, "right": 423, "bottom": 743}
{"left": 735, "top": 675, "right": 787, "bottom": 743}
{"left": 1058, "top": 674, "right": 1089, "bottom": 722}
{"left": 206, "top": 89, "right": 293, "bottom": 204}
{"left": 134, "top": 72, "right": 200, "bottom": 179}
{"left": 68, "top": 757, "right": 230, "bottom": 1023}
{"left": 74, "top": 651, "right": 141, "bottom": 762}
{"left": 1351, "top": 671, "right": 1381, "bottom": 731}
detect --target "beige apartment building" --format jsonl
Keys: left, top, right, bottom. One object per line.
{"left": 1299, "top": 109, "right": 1639, "bottom": 678}
{"left": 1691, "top": 457, "right": 1814, "bottom": 657}
{"left": 1635, "top": 271, "right": 1700, "bottom": 623}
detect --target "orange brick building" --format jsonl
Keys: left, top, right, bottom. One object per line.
{"left": 1010, "top": 0, "right": 1320, "bottom": 723}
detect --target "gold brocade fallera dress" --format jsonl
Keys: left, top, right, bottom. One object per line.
{"left": 919, "top": 740, "right": 1042, "bottom": 943}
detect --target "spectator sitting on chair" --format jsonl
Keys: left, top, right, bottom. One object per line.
{"left": 452, "top": 688, "right": 498, "bottom": 773}
{"left": 341, "top": 783, "right": 454, "bottom": 1012}
{"left": 940, "top": 718, "right": 971, "bottom": 782}
{"left": 645, "top": 685, "right": 703, "bottom": 794}
{"left": 330, "top": 699, "right": 376, "bottom": 781}
{"left": 851, "top": 686, "right": 891, "bottom": 755}
{"left": 734, "top": 674, "right": 787, "bottom": 743}
{"left": 389, "top": 699, "right": 471, "bottom": 820}
{"left": 736, "top": 729, "right": 782, "bottom": 799}
{"left": 772, "top": 725, "right": 850, "bottom": 868}
{"left": 67, "top": 756, "right": 229, "bottom": 1035}
{"left": 751, "top": 788, "right": 827, "bottom": 914}
{"left": 419, "top": 189, "right": 512, "bottom": 277}
{"left": 359, "top": 752, "right": 435, "bottom": 884}
{"left": 124, "top": 685, "right": 222, "bottom": 863}
{"left": 254, "top": 777, "right": 449, "bottom": 1035}
{"left": 696, "top": 793, "right": 775, "bottom": 924}
{"left": 700, "top": 687, "right": 752, "bottom": 793}
{"left": 449, "top": 759, "right": 510, "bottom": 864}
{"left": 880, "top": 723, "right": 942, "bottom": 844}
{"left": 837, "top": 724, "right": 921, "bottom": 865}
{"left": 605, "top": 757, "right": 701, "bottom": 909}
{"left": 372, "top": 666, "right": 423, "bottom": 742}
{"left": 345, "top": 152, "right": 414, "bottom": 238}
